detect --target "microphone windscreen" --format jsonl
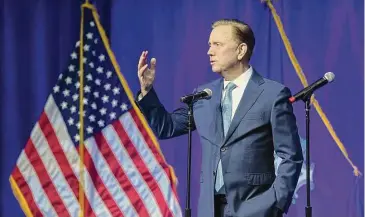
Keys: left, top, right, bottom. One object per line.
{"left": 203, "top": 88, "right": 213, "bottom": 97}
{"left": 324, "top": 72, "right": 335, "bottom": 82}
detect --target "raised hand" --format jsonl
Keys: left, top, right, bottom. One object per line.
{"left": 137, "top": 51, "right": 156, "bottom": 97}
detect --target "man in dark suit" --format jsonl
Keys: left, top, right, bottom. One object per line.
{"left": 136, "top": 19, "right": 303, "bottom": 217}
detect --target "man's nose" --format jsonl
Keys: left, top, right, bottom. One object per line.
{"left": 207, "top": 47, "right": 213, "bottom": 56}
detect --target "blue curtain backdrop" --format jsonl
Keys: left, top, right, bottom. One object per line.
{"left": 1, "top": 0, "right": 363, "bottom": 217}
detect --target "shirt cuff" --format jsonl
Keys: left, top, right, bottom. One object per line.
{"left": 137, "top": 93, "right": 144, "bottom": 101}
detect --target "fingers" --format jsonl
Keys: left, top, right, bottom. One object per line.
{"left": 138, "top": 50, "right": 149, "bottom": 70}
{"left": 137, "top": 51, "right": 156, "bottom": 79}
{"left": 138, "top": 64, "right": 148, "bottom": 77}
{"left": 150, "top": 58, "right": 156, "bottom": 71}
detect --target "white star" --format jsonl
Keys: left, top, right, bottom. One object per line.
{"left": 84, "top": 85, "right": 91, "bottom": 93}
{"left": 112, "top": 87, "right": 120, "bottom": 95}
{"left": 65, "top": 77, "right": 72, "bottom": 85}
{"left": 58, "top": 73, "right": 63, "bottom": 80}
{"left": 102, "top": 95, "right": 109, "bottom": 103}
{"left": 75, "top": 82, "right": 80, "bottom": 89}
{"left": 98, "top": 120, "right": 105, "bottom": 127}
{"left": 71, "top": 52, "right": 77, "bottom": 59}
{"left": 121, "top": 103, "right": 128, "bottom": 111}
{"left": 93, "top": 92, "right": 99, "bottom": 98}
{"left": 83, "top": 57, "right": 87, "bottom": 64}
{"left": 62, "top": 89, "right": 70, "bottom": 97}
{"left": 53, "top": 85, "right": 60, "bottom": 93}
{"left": 91, "top": 102, "right": 97, "bottom": 110}
{"left": 68, "top": 65, "right": 75, "bottom": 72}
{"left": 86, "top": 126, "right": 93, "bottom": 134}
{"left": 95, "top": 79, "right": 101, "bottom": 86}
{"left": 106, "top": 71, "right": 112, "bottom": 78}
{"left": 75, "top": 41, "right": 80, "bottom": 47}
{"left": 72, "top": 94, "right": 79, "bottom": 101}
{"left": 99, "top": 108, "right": 107, "bottom": 115}
{"left": 84, "top": 44, "right": 90, "bottom": 52}
{"left": 94, "top": 39, "right": 98, "bottom": 44}
{"left": 109, "top": 112, "right": 116, "bottom": 120}
{"left": 89, "top": 115, "right": 96, "bottom": 122}
{"left": 86, "top": 32, "right": 93, "bottom": 39}
{"left": 83, "top": 98, "right": 88, "bottom": 105}
{"left": 61, "top": 101, "right": 68, "bottom": 110}
{"left": 90, "top": 21, "right": 95, "bottom": 27}
{"left": 99, "top": 54, "right": 105, "bottom": 62}
{"left": 70, "top": 106, "right": 77, "bottom": 113}
{"left": 68, "top": 118, "right": 74, "bottom": 126}
{"left": 92, "top": 51, "right": 96, "bottom": 56}
{"left": 112, "top": 99, "right": 118, "bottom": 107}
{"left": 89, "top": 62, "right": 94, "bottom": 68}
{"left": 96, "top": 66, "right": 103, "bottom": 73}
{"left": 104, "top": 83, "right": 111, "bottom": 91}
{"left": 74, "top": 134, "right": 80, "bottom": 142}
{"left": 86, "top": 73, "right": 93, "bottom": 81}
{"left": 76, "top": 122, "right": 81, "bottom": 129}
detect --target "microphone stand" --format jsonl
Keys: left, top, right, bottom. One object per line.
{"left": 183, "top": 99, "right": 194, "bottom": 217}
{"left": 302, "top": 93, "right": 312, "bottom": 217}
{"left": 180, "top": 90, "right": 211, "bottom": 217}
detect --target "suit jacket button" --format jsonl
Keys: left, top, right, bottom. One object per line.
{"left": 220, "top": 147, "right": 227, "bottom": 152}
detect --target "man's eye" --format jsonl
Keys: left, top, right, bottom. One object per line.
{"left": 208, "top": 43, "right": 221, "bottom": 47}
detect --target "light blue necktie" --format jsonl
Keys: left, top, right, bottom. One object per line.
{"left": 215, "top": 82, "right": 236, "bottom": 193}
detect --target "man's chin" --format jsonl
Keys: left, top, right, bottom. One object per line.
{"left": 211, "top": 67, "right": 222, "bottom": 74}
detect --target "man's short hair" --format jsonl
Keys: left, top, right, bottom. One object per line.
{"left": 212, "top": 19, "right": 255, "bottom": 60}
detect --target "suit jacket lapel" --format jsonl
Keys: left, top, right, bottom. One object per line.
{"left": 208, "top": 79, "right": 224, "bottom": 147}
{"left": 223, "top": 70, "right": 265, "bottom": 145}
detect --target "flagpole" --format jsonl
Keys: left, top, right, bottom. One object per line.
{"left": 78, "top": 2, "right": 87, "bottom": 217}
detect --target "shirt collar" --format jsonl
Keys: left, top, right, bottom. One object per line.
{"left": 223, "top": 65, "right": 253, "bottom": 89}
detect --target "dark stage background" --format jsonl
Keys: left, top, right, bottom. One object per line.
{"left": 1, "top": 0, "right": 363, "bottom": 216}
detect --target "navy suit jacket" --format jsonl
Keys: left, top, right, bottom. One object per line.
{"left": 136, "top": 70, "right": 303, "bottom": 217}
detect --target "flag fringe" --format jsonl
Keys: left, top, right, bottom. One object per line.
{"left": 9, "top": 176, "right": 34, "bottom": 217}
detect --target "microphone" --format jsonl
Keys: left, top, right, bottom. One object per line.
{"left": 289, "top": 72, "right": 335, "bottom": 103}
{"left": 180, "top": 88, "right": 212, "bottom": 104}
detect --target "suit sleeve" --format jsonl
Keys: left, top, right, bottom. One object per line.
{"left": 270, "top": 87, "right": 304, "bottom": 213}
{"left": 135, "top": 87, "right": 196, "bottom": 139}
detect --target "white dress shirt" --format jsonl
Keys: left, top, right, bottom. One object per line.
{"left": 222, "top": 66, "right": 253, "bottom": 121}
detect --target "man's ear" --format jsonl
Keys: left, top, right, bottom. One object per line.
{"left": 237, "top": 43, "right": 247, "bottom": 61}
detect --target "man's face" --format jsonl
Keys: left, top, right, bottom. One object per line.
{"left": 207, "top": 25, "right": 241, "bottom": 74}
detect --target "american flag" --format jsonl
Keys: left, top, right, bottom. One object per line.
{"left": 10, "top": 4, "right": 182, "bottom": 217}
